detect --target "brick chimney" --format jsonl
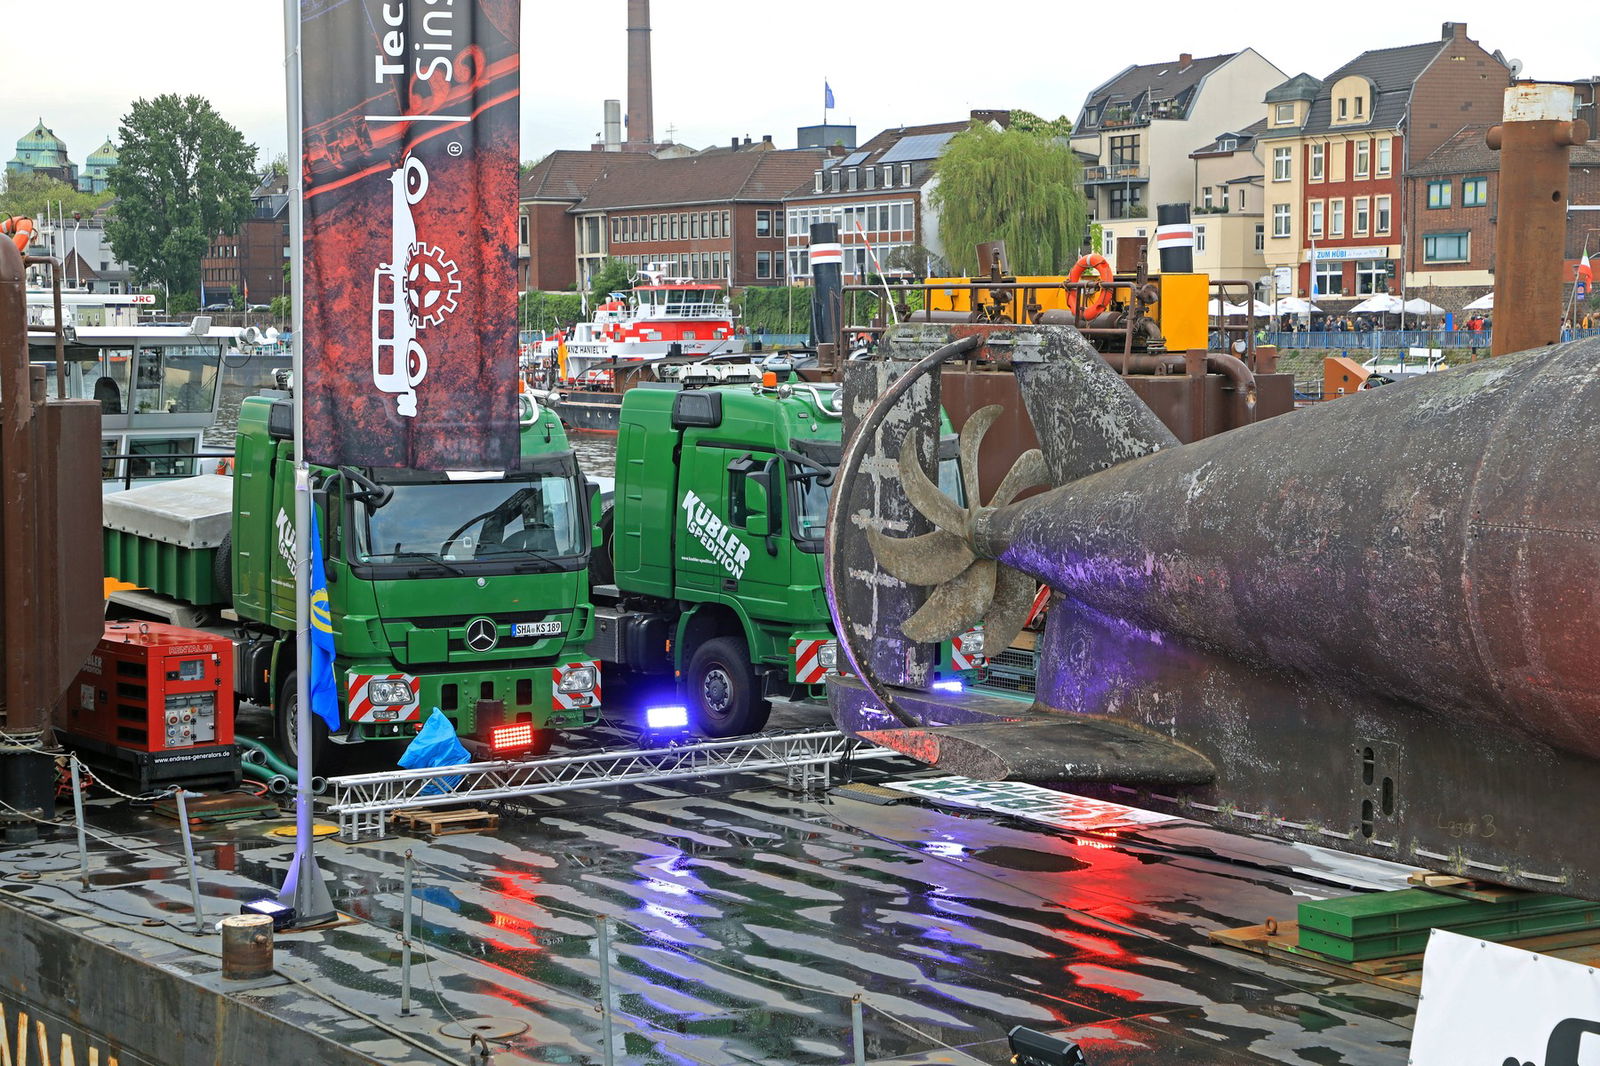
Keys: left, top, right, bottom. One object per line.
{"left": 1179, "top": 53, "right": 1193, "bottom": 68}
{"left": 626, "top": 0, "right": 653, "bottom": 146}
{"left": 1442, "top": 21, "right": 1467, "bottom": 40}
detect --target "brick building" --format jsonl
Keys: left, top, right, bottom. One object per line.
{"left": 1258, "top": 23, "right": 1509, "bottom": 311}
{"left": 571, "top": 147, "right": 823, "bottom": 289}
{"left": 198, "top": 180, "right": 289, "bottom": 308}
{"left": 519, "top": 150, "right": 652, "bottom": 292}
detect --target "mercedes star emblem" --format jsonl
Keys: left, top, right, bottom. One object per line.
{"left": 464, "top": 617, "right": 499, "bottom": 653}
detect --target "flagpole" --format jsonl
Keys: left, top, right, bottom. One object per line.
{"left": 280, "top": 0, "right": 334, "bottom": 926}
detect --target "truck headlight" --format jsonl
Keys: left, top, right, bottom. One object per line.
{"left": 369, "top": 679, "right": 413, "bottom": 706}
{"left": 558, "top": 666, "right": 597, "bottom": 693}
{"left": 959, "top": 630, "right": 984, "bottom": 655}
{"left": 817, "top": 641, "right": 838, "bottom": 669}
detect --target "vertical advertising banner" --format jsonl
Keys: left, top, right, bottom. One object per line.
{"left": 300, "top": 0, "right": 520, "bottom": 470}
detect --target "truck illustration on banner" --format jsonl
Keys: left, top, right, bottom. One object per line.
{"left": 372, "top": 154, "right": 459, "bottom": 417}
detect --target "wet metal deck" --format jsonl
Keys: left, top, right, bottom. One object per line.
{"left": 0, "top": 703, "right": 1421, "bottom": 1064}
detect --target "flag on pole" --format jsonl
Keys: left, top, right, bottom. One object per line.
{"left": 308, "top": 509, "right": 340, "bottom": 731}
{"left": 1579, "top": 250, "right": 1593, "bottom": 288}
{"left": 825, "top": 81, "right": 835, "bottom": 110}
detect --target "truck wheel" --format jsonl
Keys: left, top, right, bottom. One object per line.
{"left": 275, "top": 672, "right": 335, "bottom": 768}
{"left": 687, "top": 637, "right": 771, "bottom": 737}
{"left": 214, "top": 531, "right": 233, "bottom": 600}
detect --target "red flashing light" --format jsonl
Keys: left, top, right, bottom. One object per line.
{"left": 489, "top": 722, "right": 536, "bottom": 752}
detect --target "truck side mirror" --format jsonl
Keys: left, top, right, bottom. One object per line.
{"left": 592, "top": 522, "right": 604, "bottom": 549}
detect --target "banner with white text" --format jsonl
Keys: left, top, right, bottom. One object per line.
{"left": 300, "top": 0, "right": 520, "bottom": 470}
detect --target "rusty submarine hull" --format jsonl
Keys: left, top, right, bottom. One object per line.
{"left": 828, "top": 323, "right": 1600, "bottom": 898}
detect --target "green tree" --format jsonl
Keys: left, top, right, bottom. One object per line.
{"left": 0, "top": 171, "right": 107, "bottom": 222}
{"left": 586, "top": 257, "right": 634, "bottom": 312}
{"left": 104, "top": 93, "right": 257, "bottom": 306}
{"left": 928, "top": 121, "right": 1088, "bottom": 276}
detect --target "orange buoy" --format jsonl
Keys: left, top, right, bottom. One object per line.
{"left": 1065, "top": 253, "right": 1114, "bottom": 319}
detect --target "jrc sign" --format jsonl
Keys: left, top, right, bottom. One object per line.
{"left": 682, "top": 490, "right": 751, "bottom": 579}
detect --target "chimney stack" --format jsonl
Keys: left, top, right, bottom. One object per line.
{"left": 626, "top": 0, "right": 654, "bottom": 146}
{"left": 1179, "top": 53, "right": 1193, "bottom": 68}
{"left": 603, "top": 100, "right": 623, "bottom": 152}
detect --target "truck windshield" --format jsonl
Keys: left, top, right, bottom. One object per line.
{"left": 355, "top": 473, "right": 586, "bottom": 567}
{"left": 792, "top": 456, "right": 963, "bottom": 546}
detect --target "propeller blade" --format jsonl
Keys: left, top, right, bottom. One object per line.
{"left": 978, "top": 564, "right": 1037, "bottom": 656}
{"left": 903, "top": 559, "right": 996, "bottom": 643}
{"left": 867, "top": 526, "right": 977, "bottom": 586}
{"left": 989, "top": 449, "right": 1051, "bottom": 507}
{"left": 958, "top": 405, "right": 1002, "bottom": 508}
{"left": 898, "top": 436, "right": 968, "bottom": 533}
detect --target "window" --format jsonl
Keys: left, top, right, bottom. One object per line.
{"left": 1356, "top": 260, "right": 1388, "bottom": 294}
{"left": 1218, "top": 137, "right": 1237, "bottom": 151}
{"left": 1310, "top": 143, "right": 1325, "bottom": 181}
{"left": 1275, "top": 102, "right": 1294, "bottom": 124}
{"left": 882, "top": 165, "right": 894, "bottom": 188}
{"left": 650, "top": 215, "right": 659, "bottom": 240}
{"left": 1428, "top": 181, "right": 1452, "bottom": 209}
{"left": 1109, "top": 135, "right": 1140, "bottom": 165}
{"left": 519, "top": 214, "right": 530, "bottom": 246}
{"left": 688, "top": 214, "right": 699, "bottom": 239}
{"left": 722, "top": 210, "right": 730, "bottom": 235}
{"left": 1194, "top": 224, "right": 1207, "bottom": 253}
{"left": 1424, "top": 232, "right": 1469, "bottom": 263}
{"left": 1355, "top": 96, "right": 1364, "bottom": 118}
{"left": 901, "top": 163, "right": 911, "bottom": 185}
{"left": 1354, "top": 197, "right": 1370, "bottom": 236}
{"left": 832, "top": 169, "right": 843, "bottom": 192}
{"left": 1221, "top": 186, "right": 1230, "bottom": 211}
{"left": 1463, "top": 177, "right": 1488, "bottom": 207}
{"left": 756, "top": 210, "right": 771, "bottom": 237}
{"left": 1272, "top": 203, "right": 1291, "bottom": 237}
{"left": 1330, "top": 198, "right": 1345, "bottom": 237}
{"left": 1338, "top": 98, "right": 1348, "bottom": 120}
{"left": 1201, "top": 186, "right": 1213, "bottom": 210}
{"left": 1108, "top": 185, "right": 1142, "bottom": 219}
{"left": 1254, "top": 224, "right": 1265, "bottom": 251}
{"left": 1309, "top": 201, "right": 1324, "bottom": 237}
{"left": 1273, "top": 146, "right": 1292, "bottom": 182}
{"left": 814, "top": 171, "right": 823, "bottom": 193}
{"left": 1377, "top": 138, "right": 1392, "bottom": 176}
{"left": 610, "top": 218, "right": 620, "bottom": 244}
{"left": 1376, "top": 195, "right": 1391, "bottom": 234}
{"left": 1314, "top": 260, "right": 1344, "bottom": 295}
{"left": 1354, "top": 140, "right": 1370, "bottom": 179}
{"left": 847, "top": 169, "right": 858, "bottom": 191}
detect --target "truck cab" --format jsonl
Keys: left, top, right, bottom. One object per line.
{"left": 595, "top": 378, "right": 979, "bottom": 736}
{"left": 229, "top": 391, "right": 599, "bottom": 758}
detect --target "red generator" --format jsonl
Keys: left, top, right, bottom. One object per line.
{"left": 62, "top": 622, "right": 241, "bottom": 793}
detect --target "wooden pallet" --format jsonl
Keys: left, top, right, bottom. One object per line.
{"left": 392, "top": 807, "right": 499, "bottom": 838}
{"left": 1210, "top": 918, "right": 1600, "bottom": 993}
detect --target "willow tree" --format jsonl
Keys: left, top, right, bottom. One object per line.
{"left": 928, "top": 119, "right": 1087, "bottom": 277}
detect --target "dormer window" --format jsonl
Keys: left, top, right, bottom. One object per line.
{"left": 814, "top": 170, "right": 823, "bottom": 193}
{"left": 1274, "top": 103, "right": 1294, "bottom": 124}
{"left": 1355, "top": 96, "right": 1364, "bottom": 118}
{"left": 1338, "top": 98, "right": 1348, "bottom": 120}
{"left": 1218, "top": 137, "right": 1237, "bottom": 152}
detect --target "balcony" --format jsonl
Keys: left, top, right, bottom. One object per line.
{"left": 1082, "top": 164, "right": 1149, "bottom": 185}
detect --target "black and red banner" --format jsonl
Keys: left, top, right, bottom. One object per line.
{"left": 299, "top": 0, "right": 520, "bottom": 471}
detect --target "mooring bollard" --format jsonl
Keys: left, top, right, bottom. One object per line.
{"left": 220, "top": 914, "right": 274, "bottom": 980}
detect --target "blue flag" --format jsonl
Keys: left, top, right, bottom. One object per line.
{"left": 308, "top": 509, "right": 341, "bottom": 730}
{"left": 825, "top": 81, "right": 835, "bottom": 110}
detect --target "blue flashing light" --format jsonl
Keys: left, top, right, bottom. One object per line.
{"left": 646, "top": 705, "right": 690, "bottom": 730}
{"left": 931, "top": 680, "right": 964, "bottom": 694}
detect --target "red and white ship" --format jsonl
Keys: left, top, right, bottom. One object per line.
{"left": 550, "top": 268, "right": 747, "bottom": 388}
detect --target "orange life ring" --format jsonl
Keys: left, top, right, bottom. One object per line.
{"left": 1065, "top": 253, "right": 1114, "bottom": 319}
{"left": 0, "top": 216, "right": 35, "bottom": 254}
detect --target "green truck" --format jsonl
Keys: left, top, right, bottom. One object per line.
{"left": 103, "top": 391, "right": 600, "bottom": 761}
{"left": 589, "top": 378, "right": 983, "bottom": 736}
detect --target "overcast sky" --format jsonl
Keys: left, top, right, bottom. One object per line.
{"left": 4, "top": 2, "right": 1592, "bottom": 172}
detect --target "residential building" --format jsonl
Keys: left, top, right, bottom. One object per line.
{"left": 1405, "top": 123, "right": 1600, "bottom": 311}
{"left": 28, "top": 209, "right": 132, "bottom": 294}
{"left": 571, "top": 148, "right": 824, "bottom": 289}
{"left": 782, "top": 113, "right": 1011, "bottom": 283}
{"left": 198, "top": 179, "right": 290, "bottom": 307}
{"left": 1258, "top": 23, "right": 1508, "bottom": 309}
{"left": 1186, "top": 121, "right": 1269, "bottom": 286}
{"left": 1072, "top": 50, "right": 1287, "bottom": 226}
{"left": 519, "top": 150, "right": 652, "bottom": 292}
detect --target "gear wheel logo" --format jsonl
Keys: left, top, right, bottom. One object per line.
{"left": 405, "top": 242, "right": 461, "bottom": 328}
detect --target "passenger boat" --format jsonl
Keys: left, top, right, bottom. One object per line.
{"left": 532, "top": 269, "right": 755, "bottom": 431}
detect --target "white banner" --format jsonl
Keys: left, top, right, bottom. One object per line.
{"left": 882, "top": 775, "right": 1176, "bottom": 833}
{"left": 1411, "top": 929, "right": 1600, "bottom": 1065}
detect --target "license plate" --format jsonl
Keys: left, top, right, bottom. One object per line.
{"left": 512, "top": 620, "right": 563, "bottom": 637}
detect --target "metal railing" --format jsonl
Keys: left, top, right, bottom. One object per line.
{"left": 102, "top": 450, "right": 234, "bottom": 492}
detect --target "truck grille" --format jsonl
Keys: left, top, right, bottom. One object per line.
{"left": 978, "top": 647, "right": 1037, "bottom": 696}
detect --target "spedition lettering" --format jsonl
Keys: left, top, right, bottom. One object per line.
{"left": 374, "top": 0, "right": 461, "bottom": 85}
{"left": 681, "top": 490, "right": 751, "bottom": 580}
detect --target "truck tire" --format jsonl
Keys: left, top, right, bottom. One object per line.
{"left": 590, "top": 509, "right": 615, "bottom": 587}
{"left": 687, "top": 636, "right": 771, "bottom": 737}
{"left": 214, "top": 531, "right": 233, "bottom": 601}
{"left": 275, "top": 672, "right": 335, "bottom": 768}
